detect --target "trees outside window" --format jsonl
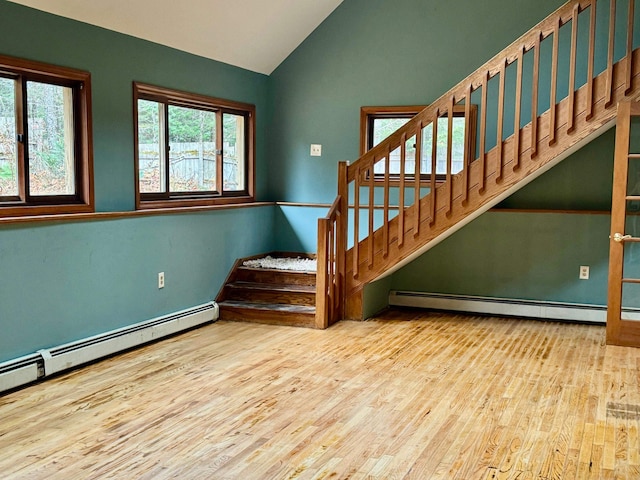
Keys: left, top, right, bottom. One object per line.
{"left": 360, "top": 105, "right": 476, "bottom": 182}
{"left": 0, "top": 55, "right": 93, "bottom": 217}
{"left": 134, "top": 83, "right": 254, "bottom": 209}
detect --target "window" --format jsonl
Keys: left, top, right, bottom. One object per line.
{"left": 134, "top": 83, "right": 255, "bottom": 209}
{"left": 360, "top": 105, "right": 476, "bottom": 182}
{"left": 0, "top": 55, "right": 93, "bottom": 217}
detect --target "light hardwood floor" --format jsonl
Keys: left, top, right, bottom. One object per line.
{"left": 1, "top": 309, "right": 639, "bottom": 479}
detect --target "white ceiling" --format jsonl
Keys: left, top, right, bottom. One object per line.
{"left": 8, "top": 0, "right": 344, "bottom": 75}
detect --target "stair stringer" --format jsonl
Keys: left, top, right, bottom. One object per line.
{"left": 344, "top": 50, "right": 640, "bottom": 320}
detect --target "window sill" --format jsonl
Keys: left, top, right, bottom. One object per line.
{"left": 137, "top": 195, "right": 255, "bottom": 210}
{"left": 0, "top": 203, "right": 94, "bottom": 219}
{"left": 0, "top": 200, "right": 272, "bottom": 225}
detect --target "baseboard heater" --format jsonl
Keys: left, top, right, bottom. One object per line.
{"left": 0, "top": 301, "right": 218, "bottom": 394}
{"left": 389, "top": 291, "right": 640, "bottom": 324}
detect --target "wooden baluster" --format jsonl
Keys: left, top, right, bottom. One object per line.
{"left": 430, "top": 112, "right": 438, "bottom": 226}
{"left": 353, "top": 167, "right": 360, "bottom": 278}
{"left": 531, "top": 32, "right": 540, "bottom": 156}
{"left": 330, "top": 222, "right": 335, "bottom": 286}
{"left": 625, "top": 0, "right": 635, "bottom": 94}
{"left": 383, "top": 145, "right": 390, "bottom": 258}
{"left": 496, "top": 60, "right": 506, "bottom": 182}
{"left": 567, "top": 4, "right": 579, "bottom": 133}
{"left": 368, "top": 164, "right": 374, "bottom": 268}
{"left": 328, "top": 222, "right": 335, "bottom": 320}
{"left": 606, "top": 0, "right": 616, "bottom": 107}
{"left": 330, "top": 208, "right": 341, "bottom": 323}
{"left": 398, "top": 135, "right": 406, "bottom": 247}
{"left": 330, "top": 222, "right": 341, "bottom": 323}
{"left": 446, "top": 97, "right": 454, "bottom": 214}
{"left": 463, "top": 84, "right": 472, "bottom": 205}
{"left": 586, "top": 0, "right": 597, "bottom": 120}
{"left": 413, "top": 129, "right": 421, "bottom": 238}
{"left": 414, "top": 125, "right": 423, "bottom": 221}
{"left": 400, "top": 134, "right": 407, "bottom": 174}
{"left": 513, "top": 46, "right": 524, "bottom": 171}
{"left": 334, "top": 214, "right": 341, "bottom": 320}
{"left": 334, "top": 207, "right": 341, "bottom": 319}
{"left": 479, "top": 72, "right": 488, "bottom": 192}
{"left": 549, "top": 19, "right": 560, "bottom": 145}
{"left": 337, "top": 161, "right": 348, "bottom": 315}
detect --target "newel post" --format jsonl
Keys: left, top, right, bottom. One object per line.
{"left": 315, "top": 216, "right": 329, "bottom": 329}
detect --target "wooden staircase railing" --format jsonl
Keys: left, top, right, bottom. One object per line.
{"left": 317, "top": 0, "right": 640, "bottom": 325}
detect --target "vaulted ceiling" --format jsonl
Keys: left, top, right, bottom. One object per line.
{"left": 8, "top": 0, "right": 344, "bottom": 75}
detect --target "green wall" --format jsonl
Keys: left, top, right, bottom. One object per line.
{"left": 273, "top": 205, "right": 327, "bottom": 254}
{"left": 389, "top": 211, "right": 611, "bottom": 305}
{"left": 0, "top": 1, "right": 274, "bottom": 363}
{"left": 267, "top": 0, "right": 568, "bottom": 203}
{"left": 497, "top": 129, "right": 615, "bottom": 211}
{"left": 0, "top": 208, "right": 274, "bottom": 361}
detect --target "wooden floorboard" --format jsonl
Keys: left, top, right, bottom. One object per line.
{"left": 1, "top": 309, "right": 639, "bottom": 479}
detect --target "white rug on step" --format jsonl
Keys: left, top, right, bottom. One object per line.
{"left": 243, "top": 255, "right": 317, "bottom": 272}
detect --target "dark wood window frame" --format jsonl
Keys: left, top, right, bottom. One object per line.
{"left": 0, "top": 54, "right": 93, "bottom": 218}
{"left": 134, "top": 82, "right": 255, "bottom": 210}
{"left": 360, "top": 105, "right": 477, "bottom": 183}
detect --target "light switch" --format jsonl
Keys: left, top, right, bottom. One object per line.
{"left": 310, "top": 144, "right": 322, "bottom": 156}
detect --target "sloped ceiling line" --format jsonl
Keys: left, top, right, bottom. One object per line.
{"left": 8, "top": 0, "right": 344, "bottom": 75}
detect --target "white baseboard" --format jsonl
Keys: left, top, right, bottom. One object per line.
{"left": 389, "top": 291, "right": 637, "bottom": 324}
{"left": 0, "top": 302, "right": 218, "bottom": 394}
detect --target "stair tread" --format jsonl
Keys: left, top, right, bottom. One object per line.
{"left": 238, "top": 266, "right": 316, "bottom": 275}
{"left": 219, "top": 300, "right": 315, "bottom": 314}
{"left": 235, "top": 267, "right": 316, "bottom": 286}
{"left": 228, "top": 281, "right": 316, "bottom": 292}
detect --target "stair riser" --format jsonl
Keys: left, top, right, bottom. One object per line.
{"left": 236, "top": 268, "right": 316, "bottom": 286}
{"left": 219, "top": 306, "right": 316, "bottom": 328}
{"left": 226, "top": 288, "right": 316, "bottom": 306}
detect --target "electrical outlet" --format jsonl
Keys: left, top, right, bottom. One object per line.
{"left": 158, "top": 272, "right": 165, "bottom": 289}
{"left": 310, "top": 144, "right": 322, "bottom": 156}
{"left": 579, "top": 265, "right": 589, "bottom": 280}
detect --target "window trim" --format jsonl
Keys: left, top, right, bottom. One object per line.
{"left": 360, "top": 105, "right": 477, "bottom": 183}
{"left": 133, "top": 82, "right": 255, "bottom": 210}
{"left": 0, "top": 54, "right": 94, "bottom": 218}
{"left": 360, "top": 105, "right": 427, "bottom": 156}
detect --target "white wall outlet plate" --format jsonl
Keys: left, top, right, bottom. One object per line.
{"left": 158, "top": 272, "right": 165, "bottom": 289}
{"left": 579, "top": 266, "right": 589, "bottom": 280}
{"left": 310, "top": 144, "right": 322, "bottom": 156}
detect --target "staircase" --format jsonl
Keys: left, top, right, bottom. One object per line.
{"left": 316, "top": 0, "right": 640, "bottom": 324}
{"left": 217, "top": 254, "right": 318, "bottom": 328}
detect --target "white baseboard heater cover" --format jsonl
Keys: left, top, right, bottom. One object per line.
{"left": 0, "top": 301, "right": 218, "bottom": 394}
{"left": 389, "top": 291, "right": 640, "bottom": 323}
{"left": 0, "top": 354, "right": 42, "bottom": 393}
